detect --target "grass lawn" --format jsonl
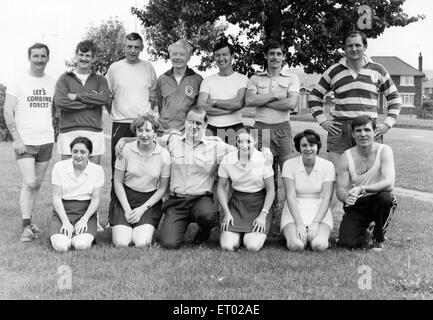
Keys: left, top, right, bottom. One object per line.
{"left": 1, "top": 135, "right": 433, "bottom": 299}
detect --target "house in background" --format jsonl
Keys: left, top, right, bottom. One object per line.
{"left": 371, "top": 54, "right": 425, "bottom": 116}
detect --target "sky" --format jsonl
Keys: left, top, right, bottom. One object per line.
{"left": 1, "top": 0, "right": 432, "bottom": 84}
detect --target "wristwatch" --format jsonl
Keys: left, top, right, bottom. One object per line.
{"left": 212, "top": 99, "right": 218, "bottom": 106}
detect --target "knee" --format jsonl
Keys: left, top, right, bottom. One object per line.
{"left": 23, "top": 180, "right": 38, "bottom": 191}
{"left": 72, "top": 238, "right": 92, "bottom": 251}
{"left": 377, "top": 192, "right": 393, "bottom": 205}
{"left": 220, "top": 239, "right": 237, "bottom": 252}
{"left": 245, "top": 241, "right": 263, "bottom": 252}
{"left": 195, "top": 211, "right": 217, "bottom": 225}
{"left": 286, "top": 240, "right": 305, "bottom": 251}
{"left": 310, "top": 238, "right": 328, "bottom": 252}
{"left": 159, "top": 237, "right": 182, "bottom": 250}
{"left": 51, "top": 237, "right": 70, "bottom": 253}
{"left": 112, "top": 236, "right": 131, "bottom": 248}
{"left": 134, "top": 238, "right": 152, "bottom": 248}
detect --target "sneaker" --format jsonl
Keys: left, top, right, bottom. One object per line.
{"left": 20, "top": 225, "right": 34, "bottom": 242}
{"left": 97, "top": 222, "right": 105, "bottom": 233}
{"left": 362, "top": 222, "right": 375, "bottom": 249}
{"left": 371, "top": 241, "right": 384, "bottom": 252}
{"left": 30, "top": 223, "right": 42, "bottom": 239}
{"left": 193, "top": 228, "right": 210, "bottom": 245}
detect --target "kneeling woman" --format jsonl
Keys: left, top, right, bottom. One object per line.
{"left": 217, "top": 128, "right": 275, "bottom": 251}
{"left": 111, "top": 114, "right": 170, "bottom": 247}
{"left": 281, "top": 130, "right": 335, "bottom": 251}
{"left": 50, "top": 137, "right": 104, "bottom": 252}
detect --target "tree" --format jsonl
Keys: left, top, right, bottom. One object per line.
{"left": 132, "top": 0, "right": 423, "bottom": 75}
{"left": 0, "top": 83, "right": 12, "bottom": 142}
{"left": 85, "top": 17, "right": 126, "bottom": 75}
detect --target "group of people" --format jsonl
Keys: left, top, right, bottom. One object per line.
{"left": 3, "top": 29, "right": 400, "bottom": 253}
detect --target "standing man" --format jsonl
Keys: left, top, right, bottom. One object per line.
{"left": 4, "top": 43, "right": 56, "bottom": 242}
{"left": 105, "top": 32, "right": 158, "bottom": 173}
{"left": 198, "top": 38, "right": 248, "bottom": 144}
{"left": 308, "top": 30, "right": 402, "bottom": 171}
{"left": 245, "top": 40, "right": 299, "bottom": 207}
{"left": 157, "top": 39, "right": 202, "bottom": 135}
{"left": 336, "top": 115, "right": 397, "bottom": 251}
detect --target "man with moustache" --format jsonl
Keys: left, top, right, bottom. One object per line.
{"left": 156, "top": 39, "right": 203, "bottom": 135}
{"left": 4, "top": 43, "right": 56, "bottom": 242}
{"left": 198, "top": 37, "right": 248, "bottom": 144}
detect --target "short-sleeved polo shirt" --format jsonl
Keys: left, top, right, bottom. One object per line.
{"left": 52, "top": 158, "right": 104, "bottom": 201}
{"left": 281, "top": 156, "right": 335, "bottom": 197}
{"left": 247, "top": 69, "right": 300, "bottom": 124}
{"left": 218, "top": 149, "right": 273, "bottom": 193}
{"left": 168, "top": 134, "right": 236, "bottom": 196}
{"left": 115, "top": 141, "right": 171, "bottom": 193}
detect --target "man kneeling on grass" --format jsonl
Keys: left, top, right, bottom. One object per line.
{"left": 336, "top": 115, "right": 397, "bottom": 251}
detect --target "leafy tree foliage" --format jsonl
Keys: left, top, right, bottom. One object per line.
{"left": 0, "top": 83, "right": 12, "bottom": 142}
{"left": 132, "top": 0, "right": 423, "bottom": 75}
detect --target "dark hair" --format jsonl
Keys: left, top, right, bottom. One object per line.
{"left": 70, "top": 136, "right": 93, "bottom": 154}
{"left": 213, "top": 37, "right": 233, "bottom": 55}
{"left": 294, "top": 129, "right": 322, "bottom": 154}
{"left": 130, "top": 113, "right": 159, "bottom": 134}
{"left": 186, "top": 105, "right": 208, "bottom": 123}
{"left": 125, "top": 32, "right": 143, "bottom": 43}
{"left": 28, "top": 43, "right": 50, "bottom": 58}
{"left": 264, "top": 40, "right": 286, "bottom": 54}
{"left": 351, "top": 115, "right": 376, "bottom": 131}
{"left": 344, "top": 30, "right": 368, "bottom": 47}
{"left": 235, "top": 126, "right": 257, "bottom": 146}
{"left": 76, "top": 39, "right": 97, "bottom": 57}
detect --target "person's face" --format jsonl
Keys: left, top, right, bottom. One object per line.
{"left": 345, "top": 34, "right": 366, "bottom": 62}
{"left": 185, "top": 111, "right": 206, "bottom": 142}
{"left": 75, "top": 50, "right": 94, "bottom": 72}
{"left": 29, "top": 48, "right": 49, "bottom": 73}
{"left": 299, "top": 136, "right": 318, "bottom": 160}
{"left": 265, "top": 48, "right": 285, "bottom": 70}
{"left": 352, "top": 122, "right": 374, "bottom": 147}
{"left": 71, "top": 143, "right": 90, "bottom": 166}
{"left": 237, "top": 132, "right": 255, "bottom": 153}
{"left": 124, "top": 39, "right": 143, "bottom": 63}
{"left": 214, "top": 46, "right": 232, "bottom": 72}
{"left": 169, "top": 46, "right": 190, "bottom": 69}
{"left": 136, "top": 121, "right": 155, "bottom": 146}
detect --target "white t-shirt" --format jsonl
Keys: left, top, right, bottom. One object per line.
{"left": 52, "top": 159, "right": 105, "bottom": 201}
{"left": 199, "top": 72, "right": 248, "bottom": 127}
{"left": 7, "top": 72, "right": 55, "bottom": 145}
{"left": 73, "top": 71, "right": 90, "bottom": 85}
{"left": 105, "top": 59, "right": 157, "bottom": 123}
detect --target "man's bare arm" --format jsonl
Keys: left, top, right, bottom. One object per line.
{"left": 197, "top": 92, "right": 234, "bottom": 115}
{"left": 3, "top": 94, "right": 26, "bottom": 154}
{"left": 209, "top": 88, "right": 247, "bottom": 111}
{"left": 336, "top": 153, "right": 352, "bottom": 203}
{"left": 265, "top": 91, "right": 299, "bottom": 111}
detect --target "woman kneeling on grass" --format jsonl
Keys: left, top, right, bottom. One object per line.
{"left": 217, "top": 127, "right": 275, "bottom": 251}
{"left": 50, "top": 137, "right": 104, "bottom": 252}
{"left": 281, "top": 130, "right": 335, "bottom": 251}
{"left": 111, "top": 114, "right": 170, "bottom": 248}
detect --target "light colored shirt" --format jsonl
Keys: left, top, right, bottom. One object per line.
{"left": 199, "top": 72, "right": 248, "bottom": 127}
{"left": 218, "top": 149, "right": 273, "bottom": 193}
{"left": 52, "top": 158, "right": 104, "bottom": 201}
{"left": 168, "top": 135, "right": 236, "bottom": 196}
{"left": 282, "top": 156, "right": 335, "bottom": 197}
{"left": 105, "top": 59, "right": 157, "bottom": 123}
{"left": 7, "top": 72, "right": 55, "bottom": 145}
{"left": 247, "top": 69, "right": 300, "bottom": 124}
{"left": 115, "top": 141, "right": 171, "bottom": 193}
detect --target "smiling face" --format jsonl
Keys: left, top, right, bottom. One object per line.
{"left": 124, "top": 39, "right": 143, "bottom": 64}
{"left": 299, "top": 136, "right": 318, "bottom": 161}
{"left": 71, "top": 143, "right": 90, "bottom": 167}
{"left": 136, "top": 121, "right": 155, "bottom": 146}
{"left": 236, "top": 132, "right": 255, "bottom": 154}
{"left": 264, "top": 47, "right": 285, "bottom": 71}
{"left": 29, "top": 48, "right": 49, "bottom": 74}
{"left": 345, "top": 34, "right": 366, "bottom": 62}
{"left": 214, "top": 46, "right": 233, "bottom": 72}
{"left": 352, "top": 121, "right": 374, "bottom": 147}
{"left": 169, "top": 45, "right": 190, "bottom": 70}
{"left": 75, "top": 50, "right": 94, "bottom": 73}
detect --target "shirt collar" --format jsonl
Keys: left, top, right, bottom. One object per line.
{"left": 131, "top": 141, "right": 162, "bottom": 156}
{"left": 65, "top": 158, "right": 91, "bottom": 177}
{"left": 181, "top": 134, "right": 209, "bottom": 145}
{"left": 338, "top": 55, "right": 371, "bottom": 68}
{"left": 164, "top": 66, "right": 196, "bottom": 79}
{"left": 234, "top": 148, "right": 259, "bottom": 165}
{"left": 254, "top": 68, "right": 291, "bottom": 77}
{"left": 296, "top": 156, "right": 320, "bottom": 173}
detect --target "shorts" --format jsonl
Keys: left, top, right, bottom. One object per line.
{"left": 253, "top": 121, "right": 293, "bottom": 158}
{"left": 57, "top": 130, "right": 105, "bottom": 156}
{"left": 206, "top": 122, "right": 244, "bottom": 145}
{"left": 15, "top": 143, "right": 53, "bottom": 162}
{"left": 327, "top": 118, "right": 381, "bottom": 153}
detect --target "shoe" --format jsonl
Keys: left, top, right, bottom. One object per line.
{"left": 20, "top": 225, "right": 34, "bottom": 242}
{"left": 30, "top": 223, "right": 42, "bottom": 239}
{"left": 362, "top": 222, "right": 375, "bottom": 249}
{"left": 193, "top": 228, "right": 210, "bottom": 245}
{"left": 105, "top": 222, "right": 111, "bottom": 229}
{"left": 371, "top": 241, "right": 384, "bottom": 252}
{"left": 97, "top": 222, "right": 105, "bottom": 233}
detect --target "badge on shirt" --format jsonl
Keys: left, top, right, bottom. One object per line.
{"left": 185, "top": 85, "right": 194, "bottom": 98}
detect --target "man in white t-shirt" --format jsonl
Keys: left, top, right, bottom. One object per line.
{"left": 3, "top": 43, "right": 56, "bottom": 242}
{"left": 197, "top": 38, "right": 248, "bottom": 145}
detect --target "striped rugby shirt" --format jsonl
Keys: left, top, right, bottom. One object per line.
{"left": 308, "top": 56, "right": 402, "bottom": 127}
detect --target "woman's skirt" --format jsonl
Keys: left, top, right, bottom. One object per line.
{"left": 280, "top": 197, "right": 333, "bottom": 231}
{"left": 50, "top": 199, "right": 96, "bottom": 237}
{"left": 224, "top": 189, "right": 271, "bottom": 234}
{"left": 110, "top": 184, "right": 162, "bottom": 228}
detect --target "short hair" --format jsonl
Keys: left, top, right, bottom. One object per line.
{"left": 344, "top": 30, "right": 368, "bottom": 47}
{"left": 264, "top": 40, "right": 286, "bottom": 54}
{"left": 235, "top": 126, "right": 257, "bottom": 144}
{"left": 168, "top": 39, "right": 193, "bottom": 57}
{"left": 125, "top": 32, "right": 143, "bottom": 43}
{"left": 351, "top": 115, "right": 376, "bottom": 131}
{"left": 186, "top": 105, "right": 208, "bottom": 123}
{"left": 130, "top": 113, "right": 159, "bottom": 134}
{"left": 28, "top": 43, "right": 50, "bottom": 58}
{"left": 76, "top": 39, "right": 98, "bottom": 57}
{"left": 294, "top": 129, "right": 322, "bottom": 154}
{"left": 213, "top": 37, "right": 233, "bottom": 55}
{"left": 70, "top": 136, "right": 93, "bottom": 154}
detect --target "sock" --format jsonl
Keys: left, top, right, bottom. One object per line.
{"left": 22, "top": 218, "right": 31, "bottom": 229}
